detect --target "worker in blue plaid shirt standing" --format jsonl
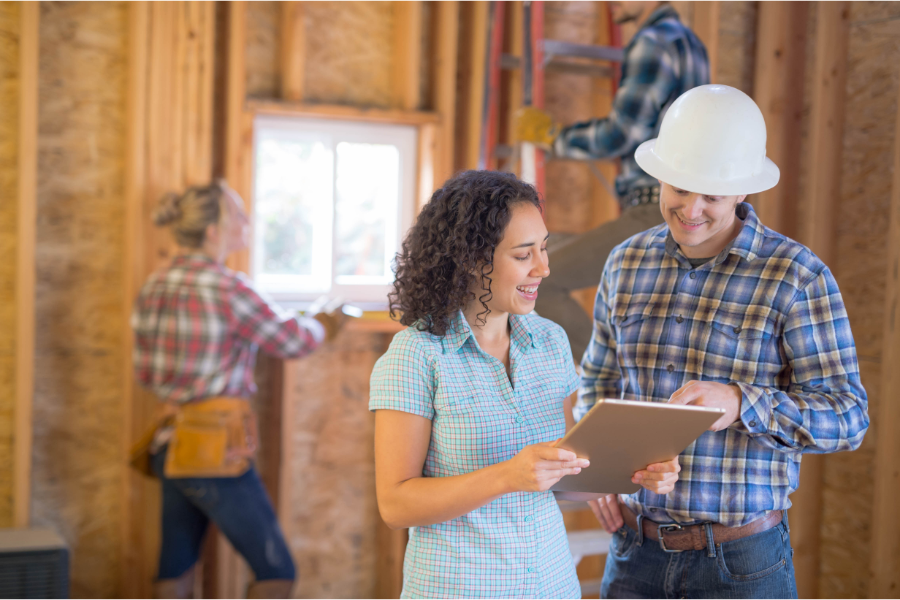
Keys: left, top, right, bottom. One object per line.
{"left": 516, "top": 1, "right": 709, "bottom": 361}
{"left": 578, "top": 84, "right": 869, "bottom": 598}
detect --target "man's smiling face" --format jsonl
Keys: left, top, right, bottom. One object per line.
{"left": 658, "top": 182, "right": 746, "bottom": 259}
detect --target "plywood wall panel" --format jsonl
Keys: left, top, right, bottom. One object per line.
{"left": 281, "top": 331, "right": 386, "bottom": 599}
{"left": 246, "top": 0, "right": 279, "bottom": 99}
{"left": 543, "top": 1, "right": 603, "bottom": 235}
{"left": 819, "top": 5, "right": 900, "bottom": 597}
{"left": 0, "top": 0, "right": 20, "bottom": 529}
{"left": 716, "top": 1, "right": 756, "bottom": 95}
{"left": 304, "top": 1, "right": 393, "bottom": 108}
{"left": 32, "top": 2, "right": 128, "bottom": 597}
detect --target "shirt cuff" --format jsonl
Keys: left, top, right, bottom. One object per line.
{"left": 730, "top": 382, "right": 770, "bottom": 435}
{"left": 298, "top": 316, "right": 326, "bottom": 345}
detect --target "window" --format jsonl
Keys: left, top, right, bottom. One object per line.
{"left": 252, "top": 116, "right": 417, "bottom": 307}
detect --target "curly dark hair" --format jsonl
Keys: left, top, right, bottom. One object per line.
{"left": 389, "top": 170, "right": 542, "bottom": 336}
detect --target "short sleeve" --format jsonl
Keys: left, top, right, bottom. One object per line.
{"left": 369, "top": 330, "right": 436, "bottom": 420}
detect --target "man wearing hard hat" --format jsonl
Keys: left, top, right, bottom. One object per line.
{"left": 575, "top": 84, "right": 869, "bottom": 598}
{"left": 516, "top": 1, "right": 709, "bottom": 362}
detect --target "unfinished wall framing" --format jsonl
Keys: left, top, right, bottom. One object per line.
{"left": 0, "top": 0, "right": 21, "bottom": 530}
{"left": 5, "top": 2, "right": 900, "bottom": 598}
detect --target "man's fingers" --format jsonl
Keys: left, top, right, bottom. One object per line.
{"left": 588, "top": 500, "right": 615, "bottom": 533}
{"left": 669, "top": 381, "right": 703, "bottom": 405}
{"left": 646, "top": 458, "right": 681, "bottom": 473}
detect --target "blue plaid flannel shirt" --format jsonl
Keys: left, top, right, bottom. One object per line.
{"left": 576, "top": 203, "right": 869, "bottom": 526}
{"left": 553, "top": 5, "right": 709, "bottom": 202}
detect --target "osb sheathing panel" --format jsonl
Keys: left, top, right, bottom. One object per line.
{"left": 246, "top": 0, "right": 279, "bottom": 99}
{"left": 544, "top": 1, "right": 604, "bottom": 234}
{"left": 304, "top": 1, "right": 393, "bottom": 107}
{"left": 820, "top": 3, "right": 900, "bottom": 596}
{"left": 281, "top": 331, "right": 387, "bottom": 599}
{"left": 716, "top": 1, "right": 756, "bottom": 94}
{"left": 0, "top": 0, "right": 19, "bottom": 528}
{"left": 33, "top": 2, "right": 128, "bottom": 597}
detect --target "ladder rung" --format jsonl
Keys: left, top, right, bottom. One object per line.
{"left": 542, "top": 40, "right": 624, "bottom": 63}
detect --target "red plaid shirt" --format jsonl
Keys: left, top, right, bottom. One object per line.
{"left": 132, "top": 254, "right": 323, "bottom": 403}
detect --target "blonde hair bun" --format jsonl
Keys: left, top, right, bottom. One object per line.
{"left": 153, "top": 192, "right": 183, "bottom": 226}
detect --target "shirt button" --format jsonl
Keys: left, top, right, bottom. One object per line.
{"left": 750, "top": 420, "right": 758, "bottom": 427}
{"left": 527, "top": 567, "right": 535, "bottom": 573}
{"left": 675, "top": 316, "right": 684, "bottom": 323}
{"left": 515, "top": 416, "right": 525, "bottom": 424}
{"left": 689, "top": 272, "right": 697, "bottom": 279}
{"left": 667, "top": 364, "right": 674, "bottom": 373}
{"left": 524, "top": 515, "right": 533, "bottom": 522}
{"left": 733, "top": 326, "right": 742, "bottom": 334}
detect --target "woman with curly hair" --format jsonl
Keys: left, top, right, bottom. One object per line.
{"left": 369, "top": 170, "right": 680, "bottom": 599}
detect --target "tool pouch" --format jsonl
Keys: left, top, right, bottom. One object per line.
{"left": 164, "top": 397, "right": 258, "bottom": 479}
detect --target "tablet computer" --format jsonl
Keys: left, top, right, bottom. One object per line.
{"left": 550, "top": 399, "right": 725, "bottom": 494}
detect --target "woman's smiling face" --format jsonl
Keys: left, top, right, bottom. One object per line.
{"left": 471, "top": 202, "right": 550, "bottom": 316}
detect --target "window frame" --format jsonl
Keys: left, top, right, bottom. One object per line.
{"left": 243, "top": 102, "right": 438, "bottom": 310}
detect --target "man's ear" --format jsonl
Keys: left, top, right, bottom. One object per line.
{"left": 205, "top": 222, "right": 219, "bottom": 246}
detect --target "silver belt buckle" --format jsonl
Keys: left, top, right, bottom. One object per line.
{"left": 657, "top": 523, "right": 684, "bottom": 553}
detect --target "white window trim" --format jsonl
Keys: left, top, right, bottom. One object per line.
{"left": 251, "top": 115, "right": 418, "bottom": 309}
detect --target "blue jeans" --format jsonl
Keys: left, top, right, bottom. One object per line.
{"left": 152, "top": 446, "right": 295, "bottom": 581}
{"left": 601, "top": 513, "right": 797, "bottom": 599}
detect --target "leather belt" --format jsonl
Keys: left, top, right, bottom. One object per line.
{"left": 621, "top": 504, "right": 784, "bottom": 553}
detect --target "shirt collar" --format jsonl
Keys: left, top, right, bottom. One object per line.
{"left": 172, "top": 253, "right": 218, "bottom": 267}
{"left": 440, "top": 311, "right": 540, "bottom": 355}
{"left": 639, "top": 4, "right": 680, "bottom": 31}
{"left": 662, "top": 202, "right": 764, "bottom": 266}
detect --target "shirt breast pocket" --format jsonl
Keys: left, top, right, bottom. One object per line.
{"left": 432, "top": 388, "right": 517, "bottom": 473}
{"left": 612, "top": 302, "right": 662, "bottom": 368}
{"left": 703, "top": 309, "right": 779, "bottom": 383}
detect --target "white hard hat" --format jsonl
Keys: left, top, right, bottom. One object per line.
{"left": 634, "top": 84, "right": 780, "bottom": 196}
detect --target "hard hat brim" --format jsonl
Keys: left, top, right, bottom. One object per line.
{"left": 635, "top": 139, "right": 780, "bottom": 196}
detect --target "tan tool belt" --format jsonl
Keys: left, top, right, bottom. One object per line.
{"left": 130, "top": 397, "right": 258, "bottom": 479}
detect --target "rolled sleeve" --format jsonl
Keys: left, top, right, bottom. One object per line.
{"left": 730, "top": 269, "right": 869, "bottom": 453}
{"left": 553, "top": 35, "right": 677, "bottom": 161}
{"left": 228, "top": 274, "right": 323, "bottom": 359}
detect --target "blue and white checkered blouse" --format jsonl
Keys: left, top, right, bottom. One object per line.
{"left": 370, "top": 311, "right": 581, "bottom": 599}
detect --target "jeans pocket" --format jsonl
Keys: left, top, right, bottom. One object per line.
{"left": 716, "top": 523, "right": 787, "bottom": 582}
{"left": 611, "top": 526, "right": 638, "bottom": 558}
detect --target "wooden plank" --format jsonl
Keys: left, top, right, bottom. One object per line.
{"left": 374, "top": 520, "right": 409, "bottom": 599}
{"left": 501, "top": 1, "right": 523, "bottom": 176}
{"left": 248, "top": 99, "right": 440, "bottom": 125}
{"left": 280, "top": 2, "right": 305, "bottom": 101}
{"left": 461, "top": 1, "right": 489, "bottom": 171}
{"left": 590, "top": 0, "right": 620, "bottom": 229}
{"left": 225, "top": 0, "right": 250, "bottom": 275}
{"left": 392, "top": 1, "right": 422, "bottom": 110}
{"left": 13, "top": 0, "right": 38, "bottom": 530}
{"left": 122, "top": 2, "right": 149, "bottom": 596}
{"left": 752, "top": 5, "right": 816, "bottom": 595}
{"left": 692, "top": 1, "right": 720, "bottom": 83}
{"left": 183, "top": 1, "right": 215, "bottom": 184}
{"left": 802, "top": 1, "right": 849, "bottom": 270}
{"left": 751, "top": 1, "right": 807, "bottom": 240}
{"left": 417, "top": 122, "right": 436, "bottom": 212}
{"left": 432, "top": 1, "right": 459, "bottom": 186}
{"left": 790, "top": 9, "right": 849, "bottom": 596}
{"left": 869, "top": 62, "right": 900, "bottom": 600}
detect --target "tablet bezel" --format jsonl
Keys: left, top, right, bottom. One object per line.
{"left": 550, "top": 399, "right": 726, "bottom": 494}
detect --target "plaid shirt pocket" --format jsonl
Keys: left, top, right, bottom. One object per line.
{"left": 704, "top": 308, "right": 779, "bottom": 383}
